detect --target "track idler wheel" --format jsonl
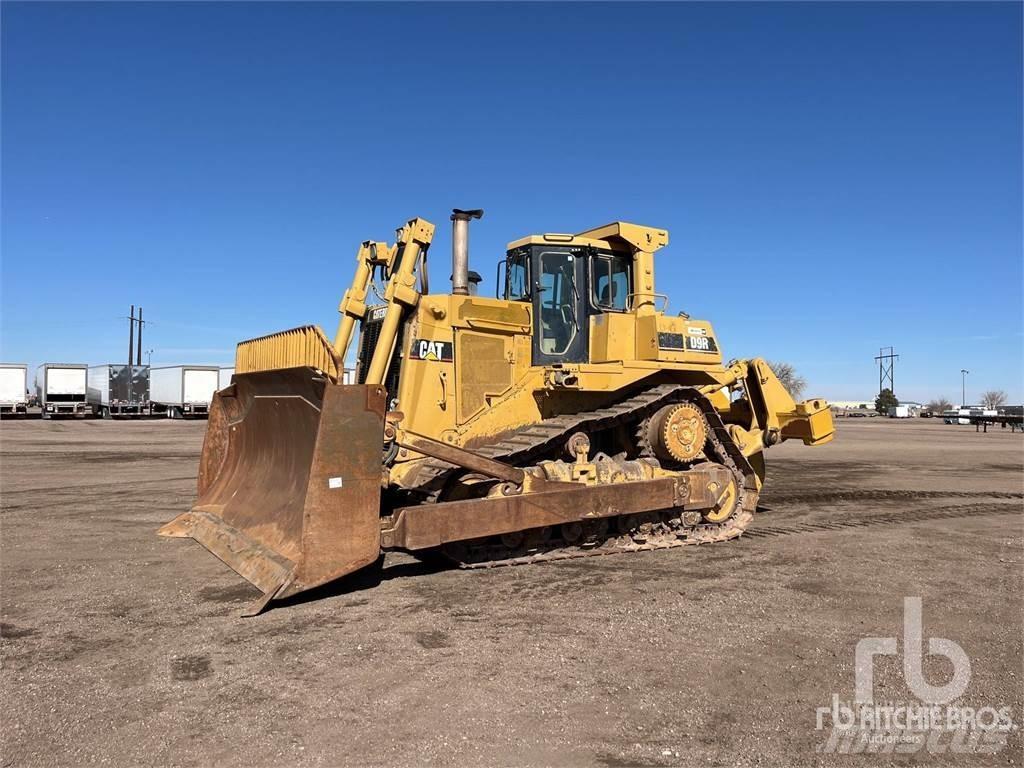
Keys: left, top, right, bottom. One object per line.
{"left": 647, "top": 402, "right": 707, "bottom": 464}
{"left": 703, "top": 475, "right": 740, "bottom": 523}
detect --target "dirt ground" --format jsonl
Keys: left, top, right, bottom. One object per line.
{"left": 1, "top": 417, "right": 1021, "bottom": 766}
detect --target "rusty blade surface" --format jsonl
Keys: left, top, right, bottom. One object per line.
{"left": 286, "top": 382, "right": 387, "bottom": 598}
{"left": 158, "top": 509, "right": 294, "bottom": 594}
{"left": 196, "top": 382, "right": 241, "bottom": 498}
{"left": 159, "top": 369, "right": 386, "bottom": 602}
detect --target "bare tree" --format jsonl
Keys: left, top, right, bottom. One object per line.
{"left": 926, "top": 397, "right": 953, "bottom": 413}
{"left": 981, "top": 390, "right": 1008, "bottom": 409}
{"left": 767, "top": 361, "right": 806, "bottom": 399}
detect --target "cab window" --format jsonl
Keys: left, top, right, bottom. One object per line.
{"left": 506, "top": 252, "right": 529, "bottom": 301}
{"left": 592, "top": 254, "right": 630, "bottom": 311}
{"left": 538, "top": 251, "right": 577, "bottom": 354}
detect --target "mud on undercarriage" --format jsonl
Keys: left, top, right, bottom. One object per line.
{"left": 381, "top": 384, "right": 760, "bottom": 568}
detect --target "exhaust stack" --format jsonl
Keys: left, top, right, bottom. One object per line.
{"left": 451, "top": 208, "right": 483, "bottom": 296}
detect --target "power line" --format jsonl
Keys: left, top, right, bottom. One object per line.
{"left": 874, "top": 346, "right": 898, "bottom": 396}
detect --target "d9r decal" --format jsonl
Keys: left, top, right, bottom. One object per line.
{"left": 410, "top": 339, "right": 453, "bottom": 362}
{"left": 686, "top": 335, "right": 718, "bottom": 353}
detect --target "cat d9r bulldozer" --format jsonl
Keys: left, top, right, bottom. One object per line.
{"left": 160, "top": 210, "right": 834, "bottom": 613}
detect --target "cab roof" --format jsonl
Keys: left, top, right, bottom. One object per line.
{"left": 506, "top": 221, "right": 669, "bottom": 254}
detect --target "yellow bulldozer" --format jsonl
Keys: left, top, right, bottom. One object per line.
{"left": 161, "top": 211, "right": 834, "bottom": 613}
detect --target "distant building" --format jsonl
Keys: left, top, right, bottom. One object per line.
{"left": 832, "top": 398, "right": 926, "bottom": 417}
{"left": 830, "top": 400, "right": 875, "bottom": 410}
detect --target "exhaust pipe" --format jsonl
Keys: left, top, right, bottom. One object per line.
{"left": 451, "top": 208, "right": 483, "bottom": 296}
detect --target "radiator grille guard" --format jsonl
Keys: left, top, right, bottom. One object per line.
{"left": 356, "top": 306, "right": 404, "bottom": 402}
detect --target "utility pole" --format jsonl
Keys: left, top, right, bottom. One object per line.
{"left": 128, "top": 305, "right": 135, "bottom": 370}
{"left": 126, "top": 304, "right": 147, "bottom": 376}
{"left": 874, "top": 346, "right": 898, "bottom": 396}
{"left": 136, "top": 306, "right": 144, "bottom": 366}
{"left": 961, "top": 369, "right": 969, "bottom": 406}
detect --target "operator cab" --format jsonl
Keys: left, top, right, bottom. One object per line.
{"left": 500, "top": 235, "right": 633, "bottom": 365}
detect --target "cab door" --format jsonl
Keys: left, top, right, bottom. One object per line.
{"left": 531, "top": 248, "right": 588, "bottom": 365}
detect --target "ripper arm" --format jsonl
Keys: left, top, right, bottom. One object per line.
{"left": 709, "top": 358, "right": 834, "bottom": 457}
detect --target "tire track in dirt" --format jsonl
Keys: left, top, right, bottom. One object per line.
{"left": 0, "top": 475, "right": 196, "bottom": 496}
{"left": 744, "top": 501, "right": 1021, "bottom": 539}
{"left": 761, "top": 488, "right": 1023, "bottom": 505}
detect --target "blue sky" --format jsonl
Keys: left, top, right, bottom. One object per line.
{"left": 2, "top": 2, "right": 1021, "bottom": 404}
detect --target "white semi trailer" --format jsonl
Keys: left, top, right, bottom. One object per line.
{"left": 36, "top": 364, "right": 89, "bottom": 418}
{"left": 218, "top": 367, "right": 234, "bottom": 391}
{"left": 0, "top": 364, "right": 29, "bottom": 416}
{"left": 150, "top": 365, "right": 219, "bottom": 418}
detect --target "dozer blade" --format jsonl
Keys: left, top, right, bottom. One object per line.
{"left": 159, "top": 369, "right": 387, "bottom": 608}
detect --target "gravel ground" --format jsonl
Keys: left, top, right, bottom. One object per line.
{"left": 1, "top": 417, "right": 1021, "bottom": 766}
